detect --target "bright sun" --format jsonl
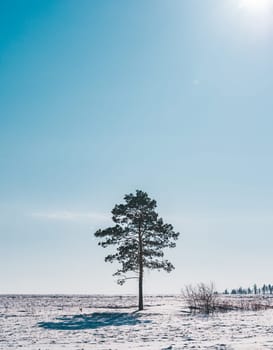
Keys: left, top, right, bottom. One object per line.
{"left": 236, "top": 0, "right": 273, "bottom": 38}
{"left": 239, "top": 0, "right": 272, "bottom": 13}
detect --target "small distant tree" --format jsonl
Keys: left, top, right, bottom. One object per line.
{"left": 268, "top": 284, "right": 273, "bottom": 294}
{"left": 238, "top": 287, "right": 243, "bottom": 294}
{"left": 262, "top": 284, "right": 266, "bottom": 295}
{"left": 253, "top": 284, "right": 257, "bottom": 295}
{"left": 94, "top": 190, "right": 180, "bottom": 311}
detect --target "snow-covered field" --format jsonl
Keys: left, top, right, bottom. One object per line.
{"left": 1, "top": 294, "right": 273, "bottom": 350}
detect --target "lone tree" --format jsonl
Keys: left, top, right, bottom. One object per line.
{"left": 94, "top": 190, "right": 180, "bottom": 310}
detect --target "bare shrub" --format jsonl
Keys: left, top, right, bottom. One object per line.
{"left": 182, "top": 283, "right": 273, "bottom": 315}
{"left": 182, "top": 282, "right": 218, "bottom": 314}
{"left": 222, "top": 295, "right": 273, "bottom": 311}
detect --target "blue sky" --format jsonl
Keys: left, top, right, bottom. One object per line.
{"left": 1, "top": 0, "right": 273, "bottom": 294}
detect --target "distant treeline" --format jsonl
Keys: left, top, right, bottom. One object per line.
{"left": 223, "top": 284, "right": 273, "bottom": 295}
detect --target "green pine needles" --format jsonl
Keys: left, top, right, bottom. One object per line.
{"left": 94, "top": 190, "right": 180, "bottom": 310}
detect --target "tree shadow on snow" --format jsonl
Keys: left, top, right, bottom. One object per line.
{"left": 38, "top": 312, "right": 150, "bottom": 330}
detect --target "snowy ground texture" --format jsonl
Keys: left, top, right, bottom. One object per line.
{"left": 1, "top": 294, "right": 273, "bottom": 350}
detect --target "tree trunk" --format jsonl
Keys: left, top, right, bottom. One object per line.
{"left": 138, "top": 264, "right": 143, "bottom": 311}
{"left": 138, "top": 226, "right": 144, "bottom": 311}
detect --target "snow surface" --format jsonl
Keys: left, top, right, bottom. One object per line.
{"left": 1, "top": 294, "right": 273, "bottom": 349}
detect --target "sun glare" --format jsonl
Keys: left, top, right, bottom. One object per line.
{"left": 236, "top": 0, "right": 273, "bottom": 36}
{"left": 239, "top": 0, "right": 272, "bottom": 13}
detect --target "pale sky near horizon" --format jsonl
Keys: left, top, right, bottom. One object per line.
{"left": 1, "top": 0, "right": 273, "bottom": 294}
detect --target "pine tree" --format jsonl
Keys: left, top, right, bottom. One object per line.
{"left": 238, "top": 287, "right": 243, "bottom": 294}
{"left": 94, "top": 190, "right": 180, "bottom": 310}
{"left": 268, "top": 284, "right": 273, "bottom": 294}
{"left": 262, "top": 284, "right": 266, "bottom": 294}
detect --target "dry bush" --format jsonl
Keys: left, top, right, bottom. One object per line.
{"left": 220, "top": 295, "right": 273, "bottom": 311}
{"left": 182, "top": 282, "right": 218, "bottom": 314}
{"left": 182, "top": 284, "right": 273, "bottom": 315}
